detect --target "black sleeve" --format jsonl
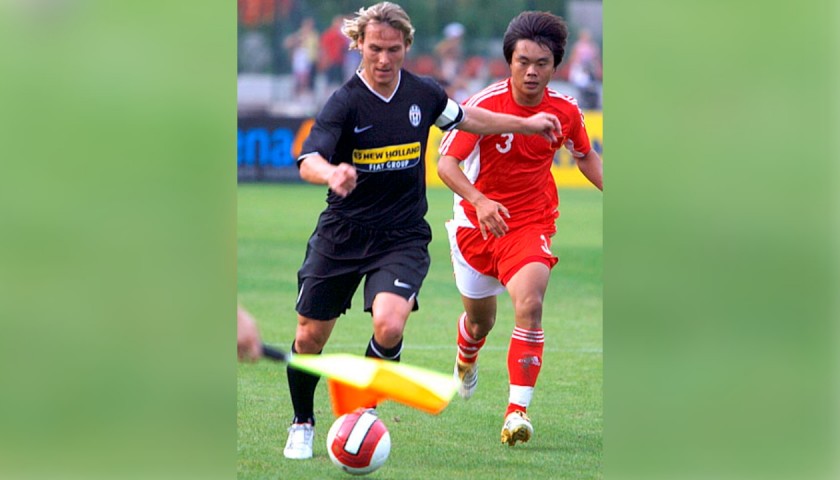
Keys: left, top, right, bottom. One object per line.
{"left": 296, "top": 91, "right": 349, "bottom": 168}
{"left": 418, "top": 75, "right": 450, "bottom": 124}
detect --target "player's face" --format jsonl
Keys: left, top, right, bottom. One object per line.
{"left": 358, "top": 22, "right": 407, "bottom": 96}
{"left": 509, "top": 39, "right": 555, "bottom": 106}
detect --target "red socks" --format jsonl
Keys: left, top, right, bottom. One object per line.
{"left": 505, "top": 327, "right": 544, "bottom": 416}
{"left": 456, "top": 313, "right": 545, "bottom": 417}
{"left": 456, "top": 312, "right": 486, "bottom": 364}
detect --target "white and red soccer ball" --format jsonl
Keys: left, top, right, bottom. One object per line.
{"left": 326, "top": 409, "right": 391, "bottom": 475}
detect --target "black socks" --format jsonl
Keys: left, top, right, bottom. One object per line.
{"left": 287, "top": 342, "right": 320, "bottom": 426}
{"left": 365, "top": 335, "right": 403, "bottom": 362}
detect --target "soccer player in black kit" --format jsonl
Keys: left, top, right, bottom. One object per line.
{"left": 283, "top": 2, "right": 562, "bottom": 459}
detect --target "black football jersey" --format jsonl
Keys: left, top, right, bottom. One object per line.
{"left": 299, "top": 70, "right": 455, "bottom": 229}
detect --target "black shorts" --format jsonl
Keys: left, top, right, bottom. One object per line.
{"left": 295, "top": 212, "right": 431, "bottom": 320}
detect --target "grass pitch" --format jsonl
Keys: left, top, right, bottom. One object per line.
{"left": 238, "top": 183, "right": 602, "bottom": 479}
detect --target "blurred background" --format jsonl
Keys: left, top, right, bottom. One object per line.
{"left": 237, "top": 0, "right": 603, "bottom": 182}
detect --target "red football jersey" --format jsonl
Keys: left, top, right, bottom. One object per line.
{"left": 439, "top": 79, "right": 591, "bottom": 231}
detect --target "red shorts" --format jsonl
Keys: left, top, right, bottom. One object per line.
{"left": 446, "top": 221, "right": 558, "bottom": 299}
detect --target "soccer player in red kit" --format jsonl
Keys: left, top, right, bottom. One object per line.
{"left": 437, "top": 11, "right": 603, "bottom": 446}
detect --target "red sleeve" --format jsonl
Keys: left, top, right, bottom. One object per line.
{"left": 565, "top": 105, "right": 592, "bottom": 158}
{"left": 439, "top": 128, "right": 480, "bottom": 161}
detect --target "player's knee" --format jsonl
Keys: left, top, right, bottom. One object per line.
{"left": 465, "top": 314, "right": 495, "bottom": 338}
{"left": 514, "top": 295, "right": 544, "bottom": 324}
{"left": 372, "top": 319, "right": 405, "bottom": 347}
{"left": 295, "top": 334, "right": 328, "bottom": 353}
{"left": 294, "top": 336, "right": 324, "bottom": 354}
{"left": 295, "top": 324, "right": 330, "bottom": 353}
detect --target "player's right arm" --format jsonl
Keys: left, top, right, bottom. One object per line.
{"left": 299, "top": 154, "right": 357, "bottom": 197}
{"left": 297, "top": 89, "right": 356, "bottom": 197}
{"left": 437, "top": 154, "right": 509, "bottom": 239}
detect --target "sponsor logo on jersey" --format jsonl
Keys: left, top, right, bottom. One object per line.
{"left": 409, "top": 104, "right": 421, "bottom": 127}
{"left": 352, "top": 142, "right": 422, "bottom": 172}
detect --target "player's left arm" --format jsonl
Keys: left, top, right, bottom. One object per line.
{"left": 568, "top": 106, "right": 603, "bottom": 191}
{"left": 575, "top": 149, "right": 603, "bottom": 191}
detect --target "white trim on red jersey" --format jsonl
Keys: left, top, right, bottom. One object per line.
{"left": 440, "top": 78, "right": 592, "bottom": 231}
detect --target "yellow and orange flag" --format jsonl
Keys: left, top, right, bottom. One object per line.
{"left": 261, "top": 346, "right": 458, "bottom": 416}
{"left": 292, "top": 353, "right": 459, "bottom": 416}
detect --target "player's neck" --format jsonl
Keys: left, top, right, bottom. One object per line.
{"left": 511, "top": 88, "right": 544, "bottom": 107}
{"left": 359, "top": 69, "right": 400, "bottom": 100}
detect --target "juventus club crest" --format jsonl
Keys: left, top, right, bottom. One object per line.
{"left": 408, "top": 104, "right": 421, "bottom": 127}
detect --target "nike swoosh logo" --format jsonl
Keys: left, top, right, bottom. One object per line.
{"left": 354, "top": 125, "right": 373, "bottom": 133}
{"left": 393, "top": 279, "right": 412, "bottom": 289}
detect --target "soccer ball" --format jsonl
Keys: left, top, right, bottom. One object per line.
{"left": 326, "top": 409, "right": 391, "bottom": 475}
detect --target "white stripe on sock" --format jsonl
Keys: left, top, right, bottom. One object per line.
{"left": 509, "top": 385, "right": 535, "bottom": 408}
{"left": 458, "top": 313, "right": 483, "bottom": 344}
{"left": 512, "top": 327, "right": 544, "bottom": 344}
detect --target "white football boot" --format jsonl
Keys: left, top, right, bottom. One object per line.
{"left": 283, "top": 422, "right": 314, "bottom": 459}
{"left": 500, "top": 411, "right": 533, "bottom": 446}
{"left": 454, "top": 357, "right": 479, "bottom": 399}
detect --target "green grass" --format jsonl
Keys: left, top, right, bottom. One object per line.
{"left": 238, "top": 183, "right": 602, "bottom": 479}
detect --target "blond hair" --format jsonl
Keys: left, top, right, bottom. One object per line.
{"left": 342, "top": 2, "right": 415, "bottom": 50}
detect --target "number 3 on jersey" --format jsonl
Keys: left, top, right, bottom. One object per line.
{"left": 495, "top": 133, "right": 513, "bottom": 154}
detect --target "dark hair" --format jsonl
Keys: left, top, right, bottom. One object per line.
{"left": 502, "top": 11, "right": 568, "bottom": 68}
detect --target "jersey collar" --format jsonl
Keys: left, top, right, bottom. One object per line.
{"left": 356, "top": 69, "right": 402, "bottom": 103}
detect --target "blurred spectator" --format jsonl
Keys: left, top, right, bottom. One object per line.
{"left": 461, "top": 56, "right": 486, "bottom": 80}
{"left": 319, "top": 15, "right": 350, "bottom": 88}
{"left": 239, "top": 31, "right": 273, "bottom": 73}
{"left": 408, "top": 54, "right": 438, "bottom": 77}
{"left": 435, "top": 22, "right": 465, "bottom": 84}
{"left": 435, "top": 22, "right": 470, "bottom": 102}
{"left": 567, "top": 29, "right": 602, "bottom": 109}
{"left": 343, "top": 46, "right": 362, "bottom": 81}
{"left": 238, "top": 0, "right": 274, "bottom": 27}
{"left": 459, "top": 55, "right": 488, "bottom": 98}
{"left": 284, "top": 17, "right": 319, "bottom": 97}
{"left": 237, "top": 0, "right": 275, "bottom": 74}
{"left": 487, "top": 58, "right": 509, "bottom": 82}
{"left": 341, "top": 12, "right": 362, "bottom": 81}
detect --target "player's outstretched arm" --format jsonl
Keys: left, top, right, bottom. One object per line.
{"left": 458, "top": 106, "right": 560, "bottom": 143}
{"left": 575, "top": 149, "right": 603, "bottom": 191}
{"left": 299, "top": 154, "right": 357, "bottom": 197}
{"left": 438, "top": 154, "right": 510, "bottom": 239}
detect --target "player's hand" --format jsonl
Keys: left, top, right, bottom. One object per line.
{"left": 524, "top": 112, "right": 561, "bottom": 144}
{"left": 329, "top": 163, "right": 357, "bottom": 197}
{"left": 474, "top": 196, "right": 510, "bottom": 239}
{"left": 237, "top": 307, "right": 262, "bottom": 363}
